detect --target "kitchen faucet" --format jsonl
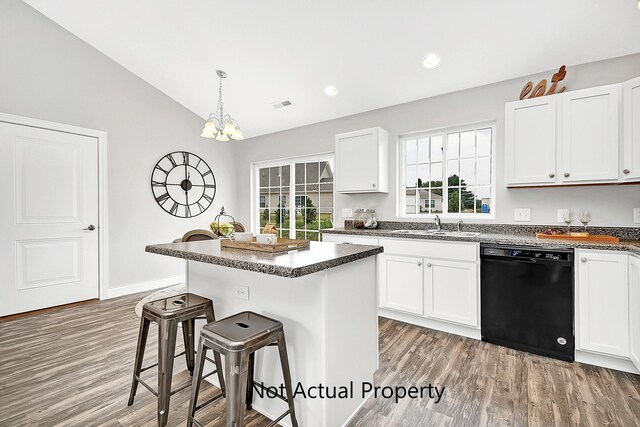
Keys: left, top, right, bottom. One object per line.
{"left": 434, "top": 215, "right": 442, "bottom": 230}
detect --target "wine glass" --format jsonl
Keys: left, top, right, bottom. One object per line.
{"left": 580, "top": 211, "right": 591, "bottom": 233}
{"left": 562, "top": 210, "right": 573, "bottom": 234}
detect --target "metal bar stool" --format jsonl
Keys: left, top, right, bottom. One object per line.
{"left": 128, "top": 293, "right": 226, "bottom": 427}
{"left": 187, "top": 311, "right": 299, "bottom": 427}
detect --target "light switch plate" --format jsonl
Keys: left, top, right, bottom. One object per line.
{"left": 557, "top": 209, "right": 570, "bottom": 223}
{"left": 634, "top": 208, "right": 640, "bottom": 224}
{"left": 514, "top": 208, "right": 531, "bottom": 222}
{"left": 234, "top": 285, "right": 249, "bottom": 300}
{"left": 341, "top": 208, "right": 353, "bottom": 218}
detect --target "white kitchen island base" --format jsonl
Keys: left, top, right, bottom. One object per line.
{"left": 187, "top": 256, "right": 379, "bottom": 427}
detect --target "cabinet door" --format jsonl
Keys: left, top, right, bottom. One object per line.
{"left": 561, "top": 85, "right": 620, "bottom": 183}
{"left": 629, "top": 256, "right": 640, "bottom": 370}
{"left": 577, "top": 251, "right": 629, "bottom": 357}
{"left": 336, "top": 128, "right": 382, "bottom": 193}
{"left": 424, "top": 259, "right": 478, "bottom": 327}
{"left": 505, "top": 96, "right": 558, "bottom": 186}
{"left": 622, "top": 76, "right": 640, "bottom": 181}
{"left": 379, "top": 254, "right": 423, "bottom": 315}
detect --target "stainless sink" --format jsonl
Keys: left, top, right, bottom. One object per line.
{"left": 390, "top": 229, "right": 481, "bottom": 238}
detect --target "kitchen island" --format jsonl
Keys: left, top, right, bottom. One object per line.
{"left": 146, "top": 240, "right": 383, "bottom": 427}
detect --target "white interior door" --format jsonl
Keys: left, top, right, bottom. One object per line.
{"left": 0, "top": 122, "right": 99, "bottom": 316}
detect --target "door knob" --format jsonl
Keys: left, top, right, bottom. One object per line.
{"left": 564, "top": 172, "right": 570, "bottom": 178}
{"left": 548, "top": 173, "right": 555, "bottom": 178}
{"left": 83, "top": 225, "right": 96, "bottom": 231}
{"left": 580, "top": 257, "right": 587, "bottom": 263}
{"left": 623, "top": 169, "right": 630, "bottom": 174}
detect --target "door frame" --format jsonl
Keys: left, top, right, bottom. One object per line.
{"left": 0, "top": 112, "right": 109, "bottom": 300}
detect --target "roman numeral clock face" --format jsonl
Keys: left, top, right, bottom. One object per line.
{"left": 151, "top": 151, "right": 216, "bottom": 218}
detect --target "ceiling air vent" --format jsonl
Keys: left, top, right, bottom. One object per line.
{"left": 271, "top": 99, "right": 294, "bottom": 109}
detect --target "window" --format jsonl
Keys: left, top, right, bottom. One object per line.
{"left": 401, "top": 123, "right": 495, "bottom": 217}
{"left": 255, "top": 155, "right": 334, "bottom": 241}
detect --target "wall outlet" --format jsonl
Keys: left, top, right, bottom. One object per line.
{"left": 634, "top": 208, "right": 640, "bottom": 224}
{"left": 557, "top": 209, "right": 570, "bottom": 223}
{"left": 514, "top": 208, "right": 531, "bottom": 222}
{"left": 234, "top": 285, "right": 249, "bottom": 300}
{"left": 341, "top": 208, "right": 353, "bottom": 218}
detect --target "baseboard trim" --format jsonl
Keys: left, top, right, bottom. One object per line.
{"left": 106, "top": 275, "right": 185, "bottom": 299}
{"left": 575, "top": 350, "right": 640, "bottom": 375}
{"left": 378, "top": 308, "right": 481, "bottom": 340}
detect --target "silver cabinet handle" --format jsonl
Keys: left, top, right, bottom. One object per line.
{"left": 417, "top": 262, "right": 422, "bottom": 266}
{"left": 83, "top": 225, "right": 96, "bottom": 231}
{"left": 427, "top": 263, "right": 432, "bottom": 267}
{"left": 549, "top": 173, "right": 555, "bottom": 178}
{"left": 372, "top": 183, "right": 376, "bottom": 188}
{"left": 564, "top": 172, "right": 570, "bottom": 178}
{"left": 623, "top": 169, "right": 630, "bottom": 174}
{"left": 580, "top": 257, "right": 587, "bottom": 263}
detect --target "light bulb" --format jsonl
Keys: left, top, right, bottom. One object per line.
{"left": 637, "top": 0, "right": 640, "bottom": 9}
{"left": 223, "top": 120, "right": 236, "bottom": 135}
{"left": 422, "top": 53, "right": 442, "bottom": 69}
{"left": 231, "top": 127, "right": 244, "bottom": 140}
{"left": 214, "top": 132, "right": 229, "bottom": 142}
{"left": 204, "top": 120, "right": 217, "bottom": 130}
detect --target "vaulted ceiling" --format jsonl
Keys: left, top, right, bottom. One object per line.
{"left": 23, "top": 0, "right": 640, "bottom": 138}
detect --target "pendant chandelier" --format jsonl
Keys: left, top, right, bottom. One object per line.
{"left": 201, "top": 70, "right": 244, "bottom": 141}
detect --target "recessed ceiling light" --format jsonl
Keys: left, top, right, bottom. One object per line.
{"left": 422, "top": 53, "right": 442, "bottom": 69}
{"left": 324, "top": 85, "right": 339, "bottom": 97}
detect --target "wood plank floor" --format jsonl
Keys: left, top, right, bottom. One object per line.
{"left": 1, "top": 292, "right": 639, "bottom": 426}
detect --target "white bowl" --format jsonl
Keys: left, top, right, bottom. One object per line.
{"left": 256, "top": 233, "right": 277, "bottom": 245}
{"left": 234, "top": 232, "right": 254, "bottom": 242}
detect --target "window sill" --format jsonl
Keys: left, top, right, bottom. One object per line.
{"left": 396, "top": 213, "right": 496, "bottom": 221}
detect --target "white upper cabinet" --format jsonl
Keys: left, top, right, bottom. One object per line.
{"left": 561, "top": 85, "right": 620, "bottom": 183}
{"left": 629, "top": 255, "right": 640, "bottom": 371}
{"left": 622, "top": 76, "right": 640, "bottom": 180}
{"left": 335, "top": 127, "right": 389, "bottom": 193}
{"left": 505, "top": 96, "right": 558, "bottom": 186}
{"left": 576, "top": 250, "right": 629, "bottom": 357}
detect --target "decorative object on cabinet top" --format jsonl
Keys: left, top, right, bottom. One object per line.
{"left": 519, "top": 65, "right": 567, "bottom": 100}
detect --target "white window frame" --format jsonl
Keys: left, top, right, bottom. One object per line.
{"left": 251, "top": 152, "right": 335, "bottom": 237}
{"left": 397, "top": 121, "right": 497, "bottom": 219}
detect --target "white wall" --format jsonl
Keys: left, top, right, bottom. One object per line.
{"left": 233, "top": 54, "right": 640, "bottom": 228}
{"left": 0, "top": 0, "right": 238, "bottom": 291}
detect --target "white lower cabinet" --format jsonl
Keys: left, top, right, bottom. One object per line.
{"left": 629, "top": 255, "right": 640, "bottom": 371}
{"left": 379, "top": 254, "right": 423, "bottom": 315}
{"left": 424, "top": 259, "right": 478, "bottom": 327}
{"left": 577, "top": 250, "right": 629, "bottom": 357}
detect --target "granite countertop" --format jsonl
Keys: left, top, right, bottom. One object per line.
{"left": 322, "top": 228, "right": 640, "bottom": 256}
{"left": 145, "top": 240, "right": 383, "bottom": 278}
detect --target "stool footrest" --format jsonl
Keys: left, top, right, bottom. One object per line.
{"left": 135, "top": 369, "right": 219, "bottom": 398}
{"left": 266, "top": 409, "right": 292, "bottom": 427}
{"left": 140, "top": 350, "right": 186, "bottom": 373}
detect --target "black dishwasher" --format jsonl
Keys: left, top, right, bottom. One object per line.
{"left": 480, "top": 244, "right": 574, "bottom": 362}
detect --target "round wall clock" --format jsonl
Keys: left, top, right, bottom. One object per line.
{"left": 150, "top": 151, "right": 216, "bottom": 218}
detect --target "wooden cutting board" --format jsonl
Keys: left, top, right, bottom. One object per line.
{"left": 220, "top": 238, "right": 310, "bottom": 253}
{"left": 535, "top": 233, "right": 619, "bottom": 243}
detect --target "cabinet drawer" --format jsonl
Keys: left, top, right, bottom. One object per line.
{"left": 322, "top": 233, "right": 379, "bottom": 246}
{"left": 379, "top": 238, "right": 478, "bottom": 262}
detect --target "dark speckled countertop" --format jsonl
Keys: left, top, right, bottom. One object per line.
{"left": 322, "top": 228, "right": 640, "bottom": 256}
{"left": 145, "top": 240, "right": 383, "bottom": 278}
